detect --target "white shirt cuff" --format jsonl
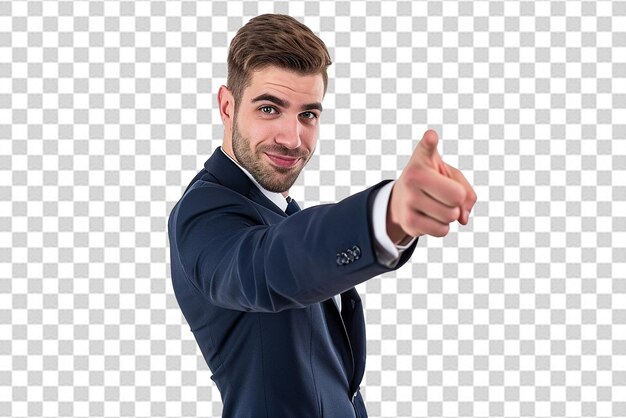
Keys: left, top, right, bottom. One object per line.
{"left": 371, "top": 180, "right": 418, "bottom": 268}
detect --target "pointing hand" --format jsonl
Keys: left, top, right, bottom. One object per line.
{"left": 387, "top": 130, "right": 477, "bottom": 241}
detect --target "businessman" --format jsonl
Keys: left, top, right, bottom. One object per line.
{"left": 168, "top": 14, "right": 476, "bottom": 417}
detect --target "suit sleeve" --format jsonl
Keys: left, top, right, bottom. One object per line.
{"left": 170, "top": 180, "right": 418, "bottom": 312}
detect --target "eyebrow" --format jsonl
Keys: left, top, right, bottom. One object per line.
{"left": 251, "top": 93, "right": 323, "bottom": 112}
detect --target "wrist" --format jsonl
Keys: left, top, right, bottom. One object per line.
{"left": 386, "top": 186, "right": 416, "bottom": 244}
{"left": 387, "top": 220, "right": 412, "bottom": 245}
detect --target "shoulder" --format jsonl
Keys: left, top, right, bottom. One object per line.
{"left": 175, "top": 180, "right": 259, "bottom": 220}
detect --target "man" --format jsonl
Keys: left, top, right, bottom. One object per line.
{"left": 168, "top": 14, "right": 476, "bottom": 417}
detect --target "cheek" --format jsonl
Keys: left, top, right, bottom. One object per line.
{"left": 252, "top": 120, "right": 291, "bottom": 145}
{"left": 238, "top": 119, "right": 270, "bottom": 147}
{"left": 249, "top": 125, "right": 275, "bottom": 147}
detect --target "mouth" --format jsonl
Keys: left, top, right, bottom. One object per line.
{"left": 264, "top": 153, "right": 302, "bottom": 169}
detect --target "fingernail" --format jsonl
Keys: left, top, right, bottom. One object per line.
{"left": 464, "top": 210, "right": 469, "bottom": 223}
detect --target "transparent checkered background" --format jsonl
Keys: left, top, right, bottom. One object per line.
{"left": 1, "top": 0, "right": 625, "bottom": 417}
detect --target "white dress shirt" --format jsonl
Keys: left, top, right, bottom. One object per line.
{"left": 220, "top": 148, "right": 416, "bottom": 312}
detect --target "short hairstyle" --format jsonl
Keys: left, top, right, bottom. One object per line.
{"left": 227, "top": 14, "right": 332, "bottom": 107}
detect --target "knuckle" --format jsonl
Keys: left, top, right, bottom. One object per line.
{"left": 403, "top": 170, "right": 419, "bottom": 187}
{"left": 451, "top": 186, "right": 466, "bottom": 207}
{"left": 469, "top": 190, "right": 478, "bottom": 204}
{"left": 456, "top": 186, "right": 468, "bottom": 205}
{"left": 406, "top": 165, "right": 429, "bottom": 184}
{"left": 446, "top": 207, "right": 461, "bottom": 223}
{"left": 400, "top": 171, "right": 416, "bottom": 189}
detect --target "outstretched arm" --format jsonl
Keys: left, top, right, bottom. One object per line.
{"left": 171, "top": 181, "right": 418, "bottom": 312}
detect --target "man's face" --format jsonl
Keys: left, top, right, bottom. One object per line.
{"left": 230, "top": 66, "right": 325, "bottom": 194}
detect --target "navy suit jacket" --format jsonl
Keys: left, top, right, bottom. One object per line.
{"left": 167, "top": 147, "right": 418, "bottom": 417}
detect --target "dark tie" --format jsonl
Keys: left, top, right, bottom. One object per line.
{"left": 285, "top": 196, "right": 300, "bottom": 215}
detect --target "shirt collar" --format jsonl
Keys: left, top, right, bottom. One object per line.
{"left": 220, "top": 147, "right": 289, "bottom": 212}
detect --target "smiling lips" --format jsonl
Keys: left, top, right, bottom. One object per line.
{"left": 265, "top": 153, "right": 302, "bottom": 168}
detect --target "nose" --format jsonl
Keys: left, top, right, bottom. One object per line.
{"left": 274, "top": 118, "right": 302, "bottom": 149}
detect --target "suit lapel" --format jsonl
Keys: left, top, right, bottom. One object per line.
{"left": 203, "top": 147, "right": 286, "bottom": 217}
{"left": 248, "top": 185, "right": 288, "bottom": 217}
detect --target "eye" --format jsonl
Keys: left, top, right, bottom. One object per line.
{"left": 259, "top": 106, "right": 278, "bottom": 115}
{"left": 300, "top": 111, "right": 318, "bottom": 120}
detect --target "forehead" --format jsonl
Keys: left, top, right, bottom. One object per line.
{"left": 243, "top": 66, "right": 325, "bottom": 105}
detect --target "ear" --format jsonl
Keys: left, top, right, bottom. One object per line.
{"left": 217, "top": 85, "right": 235, "bottom": 129}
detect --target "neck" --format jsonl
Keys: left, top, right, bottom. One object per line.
{"left": 221, "top": 140, "right": 237, "bottom": 163}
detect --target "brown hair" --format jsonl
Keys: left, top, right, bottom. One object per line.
{"left": 227, "top": 14, "right": 332, "bottom": 107}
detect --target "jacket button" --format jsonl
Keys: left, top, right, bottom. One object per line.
{"left": 346, "top": 249, "right": 355, "bottom": 262}
{"left": 336, "top": 252, "right": 349, "bottom": 266}
{"left": 351, "top": 245, "right": 361, "bottom": 260}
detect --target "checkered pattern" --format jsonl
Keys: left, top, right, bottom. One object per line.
{"left": 1, "top": 0, "right": 625, "bottom": 417}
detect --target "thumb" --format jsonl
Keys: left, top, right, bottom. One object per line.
{"left": 416, "top": 129, "right": 439, "bottom": 158}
